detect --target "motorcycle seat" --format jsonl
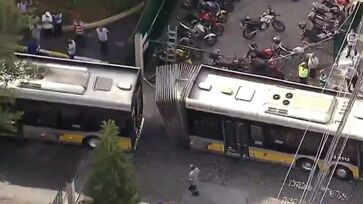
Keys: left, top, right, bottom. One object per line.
{"left": 242, "top": 17, "right": 260, "bottom": 25}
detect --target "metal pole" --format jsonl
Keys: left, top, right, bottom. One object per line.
{"left": 134, "top": 33, "right": 144, "bottom": 70}
{"left": 65, "top": 178, "right": 76, "bottom": 204}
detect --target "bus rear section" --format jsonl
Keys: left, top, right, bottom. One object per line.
{"left": 0, "top": 53, "right": 144, "bottom": 151}
{"left": 156, "top": 64, "right": 363, "bottom": 181}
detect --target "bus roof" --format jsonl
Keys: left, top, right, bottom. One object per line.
{"left": 186, "top": 65, "right": 363, "bottom": 141}
{"left": 5, "top": 53, "right": 140, "bottom": 112}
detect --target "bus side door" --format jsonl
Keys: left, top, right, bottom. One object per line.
{"left": 221, "top": 120, "right": 249, "bottom": 158}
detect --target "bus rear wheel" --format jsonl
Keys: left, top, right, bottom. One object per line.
{"left": 83, "top": 136, "right": 100, "bottom": 149}
{"left": 297, "top": 158, "right": 314, "bottom": 171}
{"left": 334, "top": 165, "right": 353, "bottom": 181}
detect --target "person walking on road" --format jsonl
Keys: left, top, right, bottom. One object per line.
{"left": 188, "top": 164, "right": 200, "bottom": 196}
{"left": 41, "top": 11, "right": 53, "bottom": 38}
{"left": 307, "top": 53, "right": 319, "bottom": 79}
{"left": 74, "top": 16, "right": 85, "bottom": 48}
{"left": 298, "top": 62, "right": 309, "bottom": 84}
{"left": 346, "top": 29, "right": 358, "bottom": 58}
{"left": 345, "top": 63, "right": 358, "bottom": 93}
{"left": 53, "top": 11, "right": 63, "bottom": 36}
{"left": 96, "top": 26, "right": 109, "bottom": 53}
{"left": 67, "top": 39, "right": 76, "bottom": 59}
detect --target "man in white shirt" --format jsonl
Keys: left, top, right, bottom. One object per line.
{"left": 67, "top": 39, "right": 76, "bottom": 59}
{"left": 42, "top": 11, "right": 53, "bottom": 38}
{"left": 346, "top": 29, "right": 358, "bottom": 58}
{"left": 96, "top": 27, "right": 109, "bottom": 53}
{"left": 188, "top": 164, "right": 200, "bottom": 196}
{"left": 307, "top": 53, "right": 319, "bottom": 79}
{"left": 345, "top": 63, "right": 358, "bottom": 93}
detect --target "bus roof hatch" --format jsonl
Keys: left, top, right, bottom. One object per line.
{"left": 264, "top": 87, "right": 336, "bottom": 124}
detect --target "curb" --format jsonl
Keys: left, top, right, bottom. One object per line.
{"left": 62, "top": 2, "right": 145, "bottom": 32}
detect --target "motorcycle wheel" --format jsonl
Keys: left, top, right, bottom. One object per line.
{"left": 204, "top": 36, "right": 218, "bottom": 47}
{"left": 217, "top": 13, "right": 228, "bottom": 23}
{"left": 246, "top": 50, "right": 257, "bottom": 58}
{"left": 242, "top": 28, "right": 256, "bottom": 39}
{"left": 214, "top": 24, "right": 224, "bottom": 36}
{"left": 272, "top": 20, "right": 286, "bottom": 31}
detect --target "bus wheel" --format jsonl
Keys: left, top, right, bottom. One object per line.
{"left": 334, "top": 165, "right": 353, "bottom": 181}
{"left": 297, "top": 158, "right": 314, "bottom": 171}
{"left": 83, "top": 136, "right": 100, "bottom": 149}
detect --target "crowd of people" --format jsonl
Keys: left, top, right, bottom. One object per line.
{"left": 20, "top": 0, "right": 110, "bottom": 59}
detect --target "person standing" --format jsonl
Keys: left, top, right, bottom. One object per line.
{"left": 96, "top": 26, "right": 109, "bottom": 53}
{"left": 345, "top": 63, "right": 358, "bottom": 93}
{"left": 67, "top": 39, "right": 76, "bottom": 59}
{"left": 74, "top": 17, "right": 85, "bottom": 48}
{"left": 26, "top": 38, "right": 40, "bottom": 55}
{"left": 298, "top": 62, "right": 309, "bottom": 84}
{"left": 53, "top": 11, "right": 63, "bottom": 36}
{"left": 346, "top": 29, "right": 358, "bottom": 58}
{"left": 188, "top": 164, "right": 200, "bottom": 196}
{"left": 307, "top": 53, "right": 319, "bottom": 79}
{"left": 29, "top": 16, "right": 41, "bottom": 43}
{"left": 41, "top": 11, "right": 53, "bottom": 38}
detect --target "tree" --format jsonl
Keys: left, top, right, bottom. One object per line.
{"left": 87, "top": 120, "right": 139, "bottom": 204}
{"left": 0, "top": 0, "right": 39, "bottom": 132}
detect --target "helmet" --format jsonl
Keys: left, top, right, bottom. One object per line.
{"left": 298, "top": 21, "right": 307, "bottom": 30}
{"left": 272, "top": 36, "right": 281, "bottom": 44}
{"left": 245, "top": 16, "right": 251, "bottom": 21}
{"left": 190, "top": 164, "right": 195, "bottom": 170}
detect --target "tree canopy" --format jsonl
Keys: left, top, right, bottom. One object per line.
{"left": 87, "top": 120, "right": 139, "bottom": 204}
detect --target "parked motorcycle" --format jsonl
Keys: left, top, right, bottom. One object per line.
{"left": 199, "top": 12, "right": 225, "bottom": 35}
{"left": 246, "top": 42, "right": 287, "bottom": 71}
{"left": 298, "top": 21, "right": 336, "bottom": 43}
{"left": 200, "top": 1, "right": 228, "bottom": 23}
{"left": 212, "top": 55, "right": 245, "bottom": 72}
{"left": 240, "top": 4, "right": 286, "bottom": 39}
{"left": 177, "top": 17, "right": 218, "bottom": 46}
{"left": 212, "top": 0, "right": 234, "bottom": 12}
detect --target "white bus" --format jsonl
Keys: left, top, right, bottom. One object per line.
{"left": 157, "top": 64, "right": 363, "bottom": 180}
{"left": 1, "top": 53, "right": 144, "bottom": 151}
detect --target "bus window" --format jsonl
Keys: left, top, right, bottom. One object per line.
{"left": 191, "top": 115, "right": 222, "bottom": 140}
{"left": 300, "top": 131, "right": 323, "bottom": 156}
{"left": 22, "top": 101, "right": 58, "bottom": 128}
{"left": 339, "top": 140, "right": 357, "bottom": 165}
{"left": 250, "top": 125, "right": 264, "bottom": 146}
{"left": 59, "top": 107, "right": 84, "bottom": 130}
{"left": 266, "top": 125, "right": 297, "bottom": 153}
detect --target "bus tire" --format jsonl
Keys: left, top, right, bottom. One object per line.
{"left": 296, "top": 158, "right": 314, "bottom": 171}
{"left": 83, "top": 136, "right": 100, "bottom": 149}
{"left": 334, "top": 165, "right": 353, "bottom": 181}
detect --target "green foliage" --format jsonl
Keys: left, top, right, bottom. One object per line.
{"left": 0, "top": 89, "right": 21, "bottom": 133}
{"left": 0, "top": 0, "right": 39, "bottom": 132}
{"left": 88, "top": 120, "right": 139, "bottom": 204}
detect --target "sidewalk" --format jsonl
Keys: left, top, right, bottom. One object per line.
{"left": 180, "top": 182, "right": 249, "bottom": 204}
{"left": 36, "top": 12, "right": 141, "bottom": 65}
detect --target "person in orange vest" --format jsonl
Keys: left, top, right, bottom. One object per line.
{"left": 298, "top": 62, "right": 309, "bottom": 84}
